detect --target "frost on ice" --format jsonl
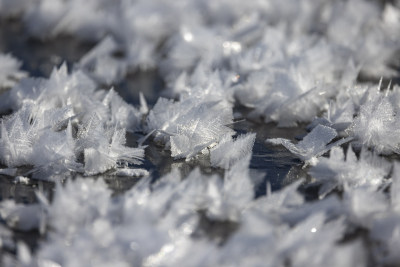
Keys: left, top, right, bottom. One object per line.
{"left": 348, "top": 83, "right": 400, "bottom": 154}
{"left": 146, "top": 97, "right": 234, "bottom": 160}
{"left": 309, "top": 146, "right": 392, "bottom": 197}
{"left": 0, "top": 54, "right": 26, "bottom": 90}
{"left": 78, "top": 36, "right": 128, "bottom": 85}
{"left": 267, "top": 125, "right": 342, "bottom": 165}
{"left": 210, "top": 133, "right": 256, "bottom": 169}
{"left": 0, "top": 0, "right": 400, "bottom": 266}
{"left": 0, "top": 65, "right": 145, "bottom": 180}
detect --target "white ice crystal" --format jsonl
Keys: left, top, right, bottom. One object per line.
{"left": 368, "top": 165, "right": 400, "bottom": 265}
{"left": 210, "top": 133, "right": 256, "bottom": 169}
{"left": 0, "top": 0, "right": 400, "bottom": 266}
{"left": 0, "top": 54, "right": 26, "bottom": 90}
{"left": 308, "top": 89, "right": 357, "bottom": 134}
{"left": 233, "top": 32, "right": 357, "bottom": 126}
{"left": 0, "top": 103, "right": 80, "bottom": 179}
{"left": 164, "top": 63, "right": 236, "bottom": 106}
{"left": 1, "top": 164, "right": 257, "bottom": 266}
{"left": 267, "top": 124, "right": 342, "bottom": 165}
{"left": 101, "top": 89, "right": 143, "bottom": 132}
{"left": 0, "top": 65, "right": 144, "bottom": 179}
{"left": 0, "top": 155, "right": 386, "bottom": 267}
{"left": 309, "top": 146, "right": 392, "bottom": 197}
{"left": 76, "top": 114, "right": 144, "bottom": 176}
{"left": 0, "top": 200, "right": 43, "bottom": 231}
{"left": 344, "top": 185, "right": 388, "bottom": 229}
{"left": 160, "top": 24, "right": 228, "bottom": 77}
{"left": 146, "top": 97, "right": 234, "bottom": 160}
{"left": 326, "top": 0, "right": 400, "bottom": 78}
{"left": 78, "top": 36, "right": 127, "bottom": 85}
{"left": 349, "top": 85, "right": 400, "bottom": 154}
{"left": 13, "top": 175, "right": 29, "bottom": 184}
{"left": 0, "top": 64, "right": 97, "bottom": 113}
{"left": 23, "top": 0, "right": 118, "bottom": 40}
{"left": 221, "top": 154, "right": 256, "bottom": 210}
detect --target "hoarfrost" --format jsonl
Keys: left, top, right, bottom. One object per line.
{"left": 309, "top": 146, "right": 391, "bottom": 197}
{"left": 0, "top": 54, "right": 26, "bottom": 90}
{"left": 349, "top": 86, "right": 400, "bottom": 154}
{"left": 0, "top": 0, "right": 399, "bottom": 266}
{"left": 210, "top": 133, "right": 256, "bottom": 169}
{"left": 0, "top": 65, "right": 144, "bottom": 179}
{"left": 146, "top": 97, "right": 234, "bottom": 160}
{"left": 78, "top": 36, "right": 127, "bottom": 85}
{"left": 267, "top": 124, "right": 340, "bottom": 165}
{"left": 0, "top": 201, "right": 43, "bottom": 231}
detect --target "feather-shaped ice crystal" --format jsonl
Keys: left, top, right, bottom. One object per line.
{"left": 349, "top": 89, "right": 400, "bottom": 154}
{"left": 210, "top": 133, "right": 256, "bottom": 169}
{"left": 76, "top": 114, "right": 144, "bottom": 176}
{"left": 146, "top": 97, "right": 234, "bottom": 160}
{"left": 309, "top": 146, "right": 392, "bottom": 197}
{"left": 267, "top": 125, "right": 339, "bottom": 165}
{"left": 0, "top": 54, "right": 26, "bottom": 90}
{"left": 0, "top": 64, "right": 144, "bottom": 179}
{"left": 0, "top": 103, "right": 81, "bottom": 179}
{"left": 78, "top": 36, "right": 127, "bottom": 85}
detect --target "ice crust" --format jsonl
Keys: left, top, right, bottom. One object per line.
{"left": 0, "top": 0, "right": 400, "bottom": 266}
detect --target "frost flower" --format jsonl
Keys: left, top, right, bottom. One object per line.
{"left": 146, "top": 97, "right": 234, "bottom": 160}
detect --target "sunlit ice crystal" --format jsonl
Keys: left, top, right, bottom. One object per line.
{"left": 146, "top": 97, "right": 234, "bottom": 160}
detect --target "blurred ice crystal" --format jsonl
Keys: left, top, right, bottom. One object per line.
{"left": 0, "top": 54, "right": 26, "bottom": 90}
{"left": 309, "top": 146, "right": 392, "bottom": 197}
{"left": 210, "top": 133, "right": 256, "bottom": 169}
{"left": 78, "top": 36, "right": 128, "bottom": 85}
{"left": 0, "top": 200, "right": 43, "bottom": 231}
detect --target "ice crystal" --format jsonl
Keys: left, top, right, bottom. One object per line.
{"left": 0, "top": 54, "right": 26, "bottom": 90}
{"left": 0, "top": 65, "right": 144, "bottom": 179}
{"left": 267, "top": 125, "right": 340, "bottom": 165}
{"left": 349, "top": 86, "right": 400, "bottom": 154}
{"left": 0, "top": 103, "right": 79, "bottom": 178}
{"left": 0, "top": 0, "right": 400, "bottom": 266}
{"left": 210, "top": 133, "right": 256, "bottom": 169}
{"left": 0, "top": 200, "right": 43, "bottom": 231}
{"left": 146, "top": 97, "right": 234, "bottom": 160}
{"left": 309, "top": 146, "right": 392, "bottom": 197}
{"left": 78, "top": 36, "right": 127, "bottom": 85}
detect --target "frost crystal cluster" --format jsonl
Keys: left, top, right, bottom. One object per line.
{"left": 0, "top": 0, "right": 400, "bottom": 266}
